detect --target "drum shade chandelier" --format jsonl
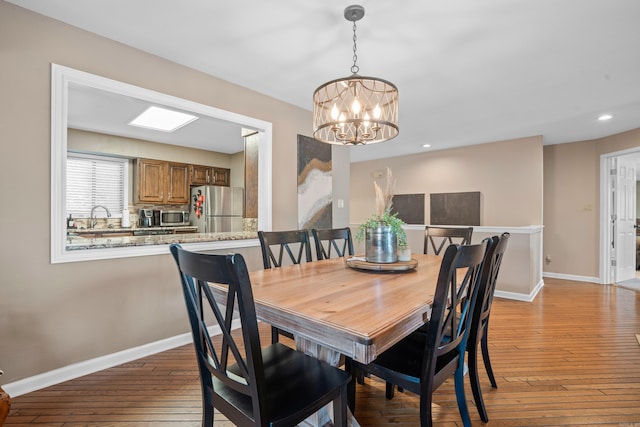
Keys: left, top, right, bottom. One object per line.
{"left": 313, "top": 5, "right": 399, "bottom": 145}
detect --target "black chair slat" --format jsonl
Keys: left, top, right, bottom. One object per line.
{"left": 257, "top": 229, "right": 313, "bottom": 344}
{"left": 311, "top": 227, "right": 354, "bottom": 260}
{"left": 424, "top": 226, "right": 474, "bottom": 255}
{"left": 170, "top": 243, "right": 350, "bottom": 426}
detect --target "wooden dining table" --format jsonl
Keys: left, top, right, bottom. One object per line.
{"left": 246, "top": 253, "right": 442, "bottom": 365}
{"left": 210, "top": 253, "right": 443, "bottom": 426}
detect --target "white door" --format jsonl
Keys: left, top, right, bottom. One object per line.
{"left": 614, "top": 156, "right": 637, "bottom": 282}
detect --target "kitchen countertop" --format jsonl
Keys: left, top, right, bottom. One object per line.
{"left": 67, "top": 225, "right": 198, "bottom": 235}
{"left": 65, "top": 230, "right": 258, "bottom": 250}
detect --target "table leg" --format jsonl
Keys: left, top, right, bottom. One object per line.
{"left": 295, "top": 336, "right": 360, "bottom": 427}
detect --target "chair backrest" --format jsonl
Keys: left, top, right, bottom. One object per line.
{"left": 424, "top": 226, "right": 474, "bottom": 255}
{"left": 257, "top": 229, "right": 312, "bottom": 268}
{"left": 311, "top": 227, "right": 355, "bottom": 260}
{"left": 169, "top": 243, "right": 268, "bottom": 424}
{"left": 421, "top": 240, "right": 488, "bottom": 388}
{"left": 470, "top": 232, "right": 510, "bottom": 342}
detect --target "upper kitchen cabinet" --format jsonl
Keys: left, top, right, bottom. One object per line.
{"left": 190, "top": 164, "right": 211, "bottom": 186}
{"left": 212, "top": 167, "right": 230, "bottom": 186}
{"left": 136, "top": 158, "right": 190, "bottom": 204}
{"left": 166, "top": 162, "right": 190, "bottom": 203}
{"left": 189, "top": 164, "right": 230, "bottom": 186}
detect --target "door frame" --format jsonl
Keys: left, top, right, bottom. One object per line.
{"left": 600, "top": 147, "right": 640, "bottom": 284}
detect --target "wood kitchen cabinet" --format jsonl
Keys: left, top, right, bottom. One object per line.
{"left": 136, "top": 158, "right": 164, "bottom": 203}
{"left": 189, "top": 164, "right": 230, "bottom": 186}
{"left": 165, "top": 162, "right": 190, "bottom": 203}
{"left": 136, "top": 158, "right": 190, "bottom": 204}
{"left": 212, "top": 167, "right": 230, "bottom": 186}
{"left": 190, "top": 164, "right": 211, "bottom": 185}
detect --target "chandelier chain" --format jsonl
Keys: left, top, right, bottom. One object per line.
{"left": 351, "top": 19, "right": 359, "bottom": 74}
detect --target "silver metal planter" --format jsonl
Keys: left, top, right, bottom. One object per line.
{"left": 365, "top": 225, "right": 397, "bottom": 263}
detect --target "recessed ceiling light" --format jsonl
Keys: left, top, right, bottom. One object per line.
{"left": 597, "top": 114, "right": 613, "bottom": 121}
{"left": 129, "top": 106, "right": 198, "bottom": 132}
{"left": 422, "top": 143, "right": 431, "bottom": 148}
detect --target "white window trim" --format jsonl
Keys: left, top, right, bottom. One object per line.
{"left": 51, "top": 64, "right": 272, "bottom": 263}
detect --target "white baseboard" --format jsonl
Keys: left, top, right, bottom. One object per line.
{"left": 494, "top": 278, "right": 545, "bottom": 302}
{"left": 543, "top": 271, "right": 602, "bottom": 284}
{"left": 4, "top": 319, "right": 240, "bottom": 398}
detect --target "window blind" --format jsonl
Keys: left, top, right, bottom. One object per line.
{"left": 67, "top": 153, "right": 128, "bottom": 217}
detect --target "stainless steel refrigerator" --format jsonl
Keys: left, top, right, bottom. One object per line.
{"left": 190, "top": 186, "right": 244, "bottom": 233}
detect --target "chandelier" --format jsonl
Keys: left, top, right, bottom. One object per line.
{"left": 313, "top": 5, "right": 399, "bottom": 146}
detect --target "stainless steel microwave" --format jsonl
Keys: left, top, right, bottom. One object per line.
{"left": 159, "top": 210, "right": 190, "bottom": 226}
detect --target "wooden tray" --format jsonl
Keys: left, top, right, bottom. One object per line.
{"left": 346, "top": 257, "right": 418, "bottom": 272}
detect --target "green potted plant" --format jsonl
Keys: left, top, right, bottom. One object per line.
{"left": 356, "top": 168, "right": 408, "bottom": 262}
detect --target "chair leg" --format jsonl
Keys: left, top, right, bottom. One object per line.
{"left": 200, "top": 382, "right": 215, "bottom": 427}
{"left": 468, "top": 343, "right": 489, "bottom": 422}
{"left": 418, "top": 388, "right": 434, "bottom": 427}
{"left": 385, "top": 381, "right": 395, "bottom": 400}
{"left": 271, "top": 326, "right": 279, "bottom": 344}
{"left": 333, "top": 388, "right": 348, "bottom": 427}
{"left": 383, "top": 380, "right": 405, "bottom": 400}
{"left": 203, "top": 401, "right": 214, "bottom": 427}
{"left": 345, "top": 358, "right": 357, "bottom": 413}
{"left": 481, "top": 328, "right": 497, "bottom": 388}
{"left": 453, "top": 363, "right": 472, "bottom": 427}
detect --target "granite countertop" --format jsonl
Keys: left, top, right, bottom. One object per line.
{"left": 65, "top": 230, "right": 258, "bottom": 250}
{"left": 67, "top": 225, "right": 198, "bottom": 235}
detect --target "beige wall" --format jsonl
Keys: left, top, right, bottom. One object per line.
{"left": 230, "top": 151, "right": 245, "bottom": 189}
{"left": 0, "top": 2, "right": 349, "bottom": 383}
{"left": 350, "top": 136, "right": 544, "bottom": 227}
{"left": 543, "top": 140, "right": 598, "bottom": 277}
{"left": 68, "top": 129, "right": 234, "bottom": 168}
{"left": 543, "top": 128, "right": 640, "bottom": 279}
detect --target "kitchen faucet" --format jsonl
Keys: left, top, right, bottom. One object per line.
{"left": 90, "top": 205, "right": 111, "bottom": 229}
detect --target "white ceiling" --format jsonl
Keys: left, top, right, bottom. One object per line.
{"left": 68, "top": 83, "right": 247, "bottom": 154}
{"left": 9, "top": 0, "right": 640, "bottom": 162}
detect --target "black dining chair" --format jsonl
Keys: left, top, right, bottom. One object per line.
{"left": 257, "top": 229, "right": 312, "bottom": 343}
{"left": 169, "top": 243, "right": 350, "bottom": 427}
{"left": 424, "top": 225, "right": 473, "bottom": 255}
{"left": 347, "top": 240, "right": 488, "bottom": 427}
{"left": 311, "top": 227, "right": 354, "bottom": 260}
{"left": 257, "top": 229, "right": 313, "bottom": 268}
{"left": 467, "top": 232, "right": 510, "bottom": 422}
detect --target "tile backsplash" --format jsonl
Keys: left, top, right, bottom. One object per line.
{"left": 68, "top": 208, "right": 257, "bottom": 232}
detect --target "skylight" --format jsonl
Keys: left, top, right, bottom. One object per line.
{"left": 129, "top": 106, "right": 198, "bottom": 132}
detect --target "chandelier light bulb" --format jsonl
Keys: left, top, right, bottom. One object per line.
{"left": 351, "top": 98, "right": 361, "bottom": 116}
{"left": 331, "top": 104, "right": 340, "bottom": 120}
{"left": 373, "top": 104, "right": 381, "bottom": 119}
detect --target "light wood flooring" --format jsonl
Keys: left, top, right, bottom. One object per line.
{"left": 4, "top": 278, "right": 640, "bottom": 426}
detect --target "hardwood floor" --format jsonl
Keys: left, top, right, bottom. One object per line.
{"left": 5, "top": 278, "right": 640, "bottom": 426}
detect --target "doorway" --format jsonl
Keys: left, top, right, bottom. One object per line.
{"left": 600, "top": 148, "right": 640, "bottom": 286}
